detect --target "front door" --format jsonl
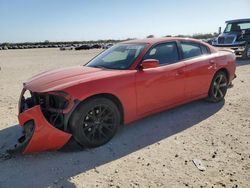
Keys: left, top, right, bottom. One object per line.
{"left": 135, "top": 42, "right": 186, "bottom": 115}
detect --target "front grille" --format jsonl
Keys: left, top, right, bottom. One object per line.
{"left": 218, "top": 36, "right": 235, "bottom": 44}
{"left": 224, "top": 36, "right": 235, "bottom": 44}
{"left": 218, "top": 37, "right": 225, "bottom": 44}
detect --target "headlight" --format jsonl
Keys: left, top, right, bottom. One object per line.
{"left": 238, "top": 46, "right": 245, "bottom": 51}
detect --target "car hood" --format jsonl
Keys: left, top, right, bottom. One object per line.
{"left": 24, "top": 66, "right": 122, "bottom": 93}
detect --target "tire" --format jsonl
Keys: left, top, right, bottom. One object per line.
{"left": 69, "top": 97, "right": 121, "bottom": 147}
{"left": 242, "top": 44, "right": 250, "bottom": 60}
{"left": 207, "top": 71, "right": 228, "bottom": 103}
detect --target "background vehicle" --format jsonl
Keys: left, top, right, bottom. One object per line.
{"left": 59, "top": 45, "right": 74, "bottom": 50}
{"left": 102, "top": 43, "right": 113, "bottom": 49}
{"left": 17, "top": 37, "right": 236, "bottom": 154}
{"left": 90, "top": 44, "right": 102, "bottom": 49}
{"left": 212, "top": 18, "right": 250, "bottom": 59}
{"left": 75, "top": 44, "right": 91, "bottom": 50}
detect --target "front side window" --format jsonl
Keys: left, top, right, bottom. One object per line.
{"left": 143, "top": 42, "right": 179, "bottom": 65}
{"left": 86, "top": 43, "right": 146, "bottom": 70}
{"left": 224, "top": 22, "right": 250, "bottom": 33}
{"left": 181, "top": 42, "right": 202, "bottom": 59}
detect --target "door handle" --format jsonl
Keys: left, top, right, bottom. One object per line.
{"left": 208, "top": 59, "right": 216, "bottom": 69}
{"left": 209, "top": 60, "right": 215, "bottom": 65}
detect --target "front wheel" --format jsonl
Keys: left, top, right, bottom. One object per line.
{"left": 69, "top": 97, "right": 121, "bottom": 147}
{"left": 207, "top": 71, "right": 228, "bottom": 102}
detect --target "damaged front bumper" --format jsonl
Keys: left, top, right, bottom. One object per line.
{"left": 16, "top": 105, "right": 72, "bottom": 154}
{"left": 12, "top": 88, "right": 74, "bottom": 154}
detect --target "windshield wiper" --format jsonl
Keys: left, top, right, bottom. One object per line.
{"left": 87, "top": 65, "right": 121, "bottom": 70}
{"left": 91, "top": 65, "right": 107, "bottom": 69}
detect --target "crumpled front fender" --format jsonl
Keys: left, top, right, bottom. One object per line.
{"left": 18, "top": 105, "right": 72, "bottom": 154}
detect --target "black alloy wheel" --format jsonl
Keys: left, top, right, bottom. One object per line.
{"left": 207, "top": 71, "right": 228, "bottom": 102}
{"left": 70, "top": 98, "right": 121, "bottom": 147}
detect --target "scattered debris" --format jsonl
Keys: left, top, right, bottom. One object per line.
{"left": 192, "top": 159, "right": 206, "bottom": 171}
{"left": 53, "top": 179, "right": 58, "bottom": 185}
{"left": 184, "top": 183, "right": 189, "bottom": 187}
{"left": 0, "top": 143, "right": 7, "bottom": 150}
{"left": 218, "top": 182, "right": 226, "bottom": 187}
{"left": 212, "top": 151, "right": 217, "bottom": 158}
{"left": 0, "top": 152, "right": 12, "bottom": 161}
{"left": 94, "top": 168, "right": 100, "bottom": 174}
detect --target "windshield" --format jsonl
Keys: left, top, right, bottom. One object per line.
{"left": 224, "top": 22, "right": 250, "bottom": 33}
{"left": 86, "top": 43, "right": 146, "bottom": 70}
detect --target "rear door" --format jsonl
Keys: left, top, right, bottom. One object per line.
{"left": 179, "top": 42, "right": 214, "bottom": 98}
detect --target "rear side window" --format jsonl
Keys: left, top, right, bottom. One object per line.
{"left": 144, "top": 42, "right": 179, "bottom": 65}
{"left": 181, "top": 42, "right": 202, "bottom": 59}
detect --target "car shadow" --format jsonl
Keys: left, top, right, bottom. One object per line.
{"left": 236, "top": 59, "right": 250, "bottom": 67}
{"left": 0, "top": 99, "right": 224, "bottom": 188}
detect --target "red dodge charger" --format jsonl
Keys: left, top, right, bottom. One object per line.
{"left": 17, "top": 37, "right": 236, "bottom": 154}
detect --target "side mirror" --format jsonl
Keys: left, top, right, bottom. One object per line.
{"left": 141, "top": 59, "right": 160, "bottom": 69}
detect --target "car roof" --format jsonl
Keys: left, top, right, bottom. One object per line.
{"left": 226, "top": 18, "right": 250, "bottom": 24}
{"left": 121, "top": 37, "right": 203, "bottom": 45}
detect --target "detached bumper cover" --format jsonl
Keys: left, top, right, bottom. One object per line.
{"left": 18, "top": 105, "right": 72, "bottom": 154}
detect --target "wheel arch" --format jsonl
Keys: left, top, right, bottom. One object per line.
{"left": 67, "top": 93, "right": 124, "bottom": 131}
{"left": 207, "top": 67, "right": 229, "bottom": 102}
{"left": 216, "top": 68, "right": 229, "bottom": 82}
{"left": 207, "top": 67, "right": 230, "bottom": 95}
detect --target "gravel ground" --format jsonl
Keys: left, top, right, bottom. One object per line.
{"left": 0, "top": 49, "right": 249, "bottom": 188}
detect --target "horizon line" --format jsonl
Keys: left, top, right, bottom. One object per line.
{"left": 0, "top": 32, "right": 218, "bottom": 44}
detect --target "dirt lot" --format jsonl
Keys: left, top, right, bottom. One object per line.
{"left": 0, "top": 49, "right": 249, "bottom": 188}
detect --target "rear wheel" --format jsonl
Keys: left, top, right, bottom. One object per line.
{"left": 69, "top": 97, "right": 121, "bottom": 147}
{"left": 207, "top": 71, "right": 228, "bottom": 102}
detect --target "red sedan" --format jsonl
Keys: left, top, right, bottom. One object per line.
{"left": 17, "top": 37, "right": 236, "bottom": 154}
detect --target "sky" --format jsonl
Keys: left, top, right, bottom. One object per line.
{"left": 0, "top": 0, "right": 249, "bottom": 43}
